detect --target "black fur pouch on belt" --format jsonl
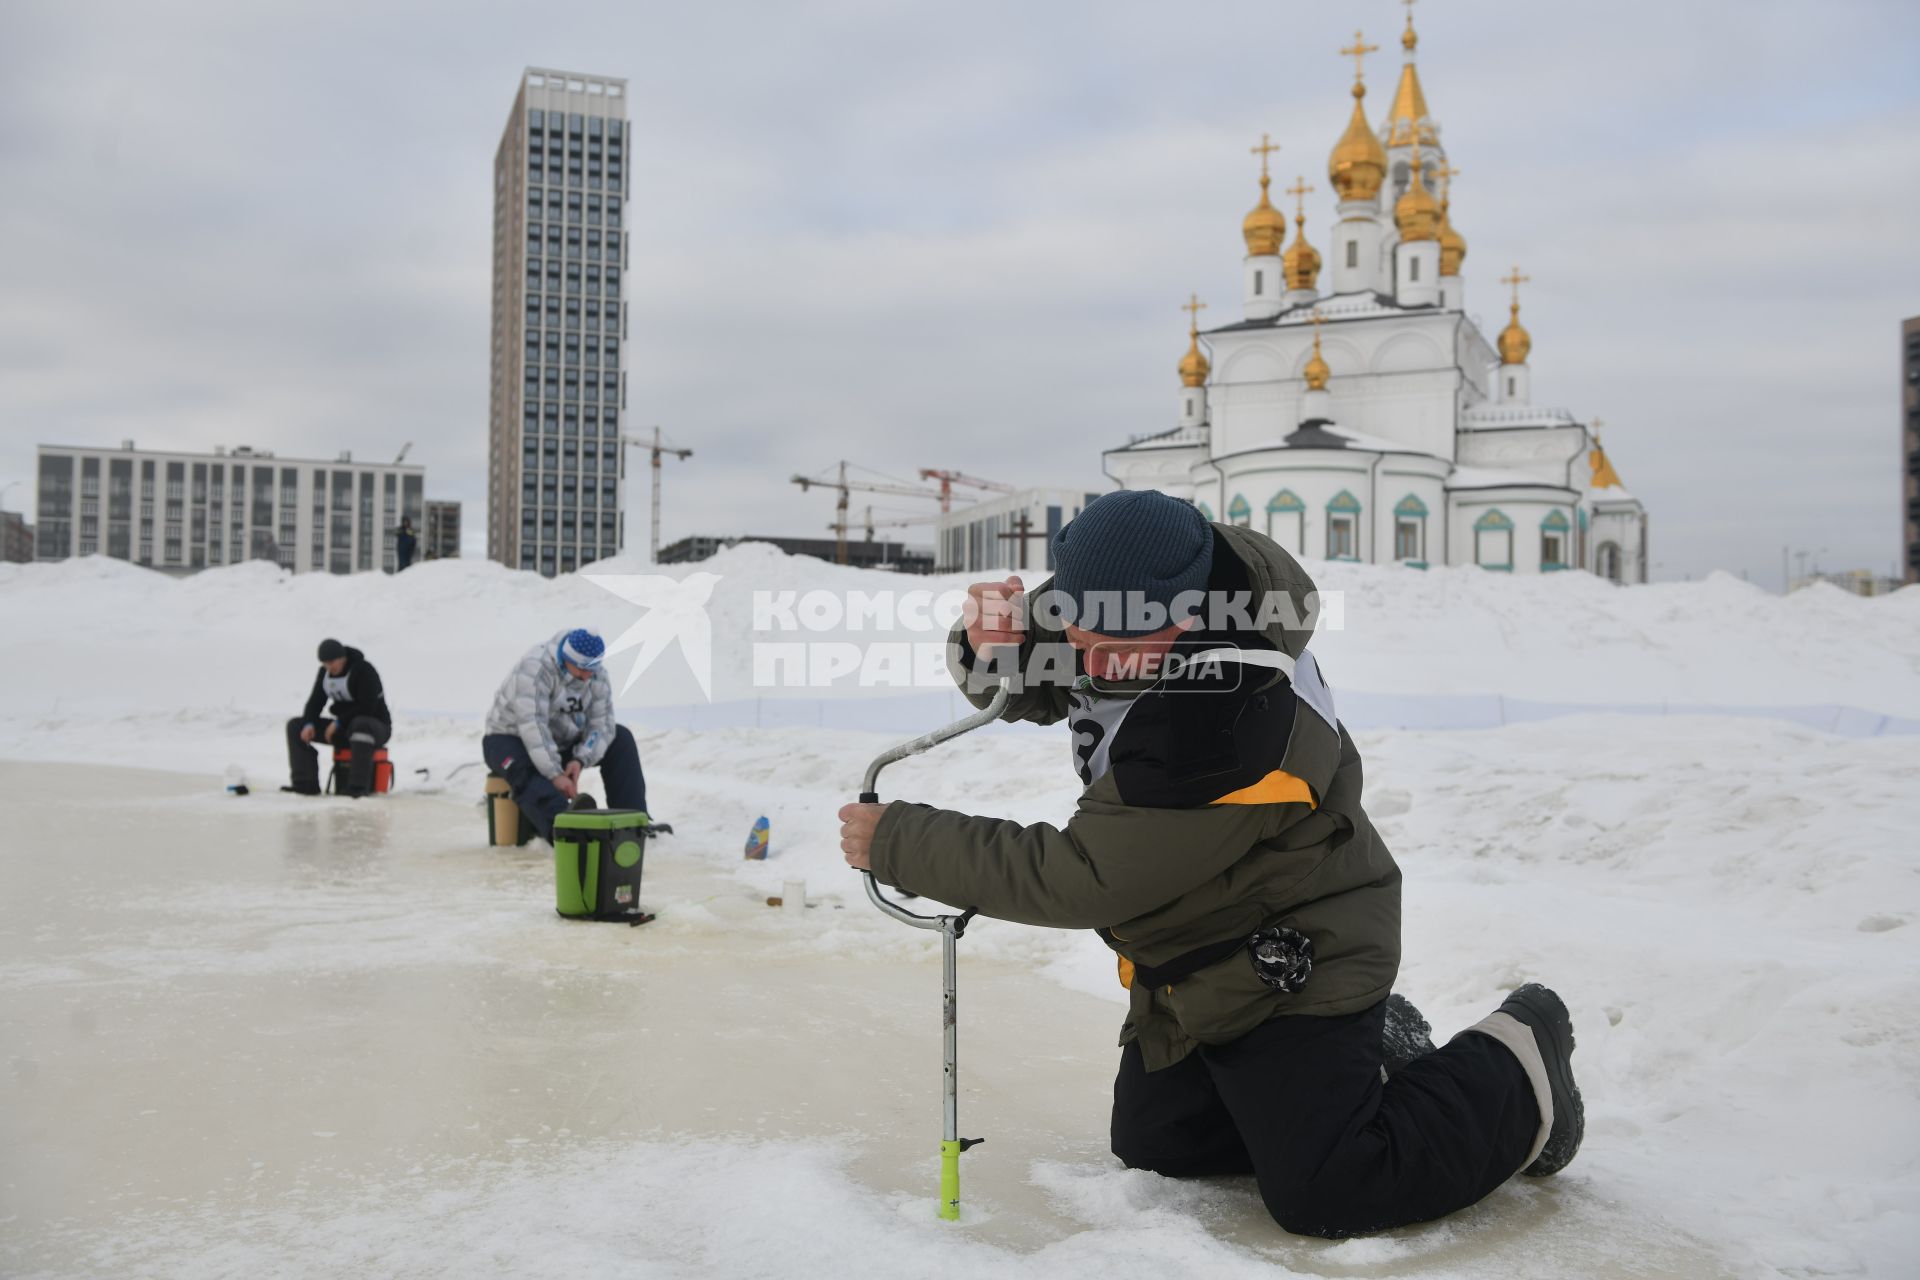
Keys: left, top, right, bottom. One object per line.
{"left": 1248, "top": 925, "right": 1314, "bottom": 993}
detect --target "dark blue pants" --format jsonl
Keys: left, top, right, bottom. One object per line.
{"left": 1110, "top": 999, "right": 1538, "bottom": 1238}
{"left": 481, "top": 724, "right": 647, "bottom": 842}
{"left": 288, "top": 715, "right": 390, "bottom": 794}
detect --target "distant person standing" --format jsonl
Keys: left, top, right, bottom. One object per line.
{"left": 285, "top": 639, "right": 391, "bottom": 796}
{"left": 482, "top": 628, "right": 649, "bottom": 842}
{"left": 395, "top": 518, "right": 418, "bottom": 571}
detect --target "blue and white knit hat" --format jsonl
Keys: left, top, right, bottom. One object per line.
{"left": 558, "top": 627, "right": 606, "bottom": 671}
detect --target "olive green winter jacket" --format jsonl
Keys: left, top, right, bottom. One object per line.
{"left": 868, "top": 523, "right": 1401, "bottom": 1071}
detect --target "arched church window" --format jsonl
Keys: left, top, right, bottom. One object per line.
{"left": 1267, "top": 489, "right": 1305, "bottom": 553}
{"left": 1393, "top": 494, "right": 1428, "bottom": 565}
{"left": 1473, "top": 508, "right": 1515, "bottom": 571}
{"left": 1540, "top": 509, "right": 1570, "bottom": 571}
{"left": 1227, "top": 494, "right": 1252, "bottom": 527}
{"left": 1327, "top": 490, "right": 1362, "bottom": 561}
{"left": 1254, "top": 270, "right": 1265, "bottom": 295}
{"left": 1598, "top": 540, "right": 1623, "bottom": 583}
{"left": 1345, "top": 241, "right": 1359, "bottom": 269}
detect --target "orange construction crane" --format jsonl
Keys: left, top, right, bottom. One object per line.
{"left": 918, "top": 469, "right": 1017, "bottom": 513}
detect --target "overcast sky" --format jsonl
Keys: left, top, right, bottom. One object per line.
{"left": 3, "top": 0, "right": 1916, "bottom": 585}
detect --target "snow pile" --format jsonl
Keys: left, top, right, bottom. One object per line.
{"left": 2, "top": 547, "right": 1917, "bottom": 743}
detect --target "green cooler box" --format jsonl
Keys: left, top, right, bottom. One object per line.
{"left": 553, "top": 809, "right": 654, "bottom": 922}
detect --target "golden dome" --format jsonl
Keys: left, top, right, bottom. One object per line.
{"left": 1303, "top": 309, "right": 1331, "bottom": 390}
{"left": 1589, "top": 443, "right": 1623, "bottom": 490}
{"left": 1178, "top": 295, "right": 1210, "bottom": 387}
{"left": 1304, "top": 342, "right": 1331, "bottom": 391}
{"left": 1435, "top": 165, "right": 1466, "bottom": 275}
{"left": 1384, "top": 13, "right": 1437, "bottom": 148}
{"left": 1282, "top": 177, "right": 1320, "bottom": 291}
{"left": 1243, "top": 172, "right": 1286, "bottom": 258}
{"left": 1498, "top": 266, "right": 1532, "bottom": 364}
{"left": 1394, "top": 150, "right": 1441, "bottom": 242}
{"left": 1329, "top": 83, "right": 1387, "bottom": 203}
{"left": 1498, "top": 302, "right": 1531, "bottom": 365}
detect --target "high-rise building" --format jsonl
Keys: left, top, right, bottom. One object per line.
{"left": 488, "top": 68, "right": 631, "bottom": 577}
{"left": 1904, "top": 316, "right": 1918, "bottom": 584}
{"left": 33, "top": 442, "right": 423, "bottom": 576}
{"left": 2, "top": 510, "right": 33, "bottom": 563}
{"left": 424, "top": 499, "right": 462, "bottom": 560}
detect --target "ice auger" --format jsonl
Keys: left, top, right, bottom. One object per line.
{"left": 857, "top": 679, "right": 1011, "bottom": 1221}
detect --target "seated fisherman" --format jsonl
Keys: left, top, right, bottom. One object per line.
{"left": 284, "top": 638, "right": 391, "bottom": 796}
{"left": 481, "top": 627, "right": 648, "bottom": 842}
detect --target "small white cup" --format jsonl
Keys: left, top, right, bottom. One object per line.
{"left": 782, "top": 880, "right": 806, "bottom": 913}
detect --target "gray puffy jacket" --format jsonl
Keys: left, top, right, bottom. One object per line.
{"left": 484, "top": 630, "right": 617, "bottom": 779}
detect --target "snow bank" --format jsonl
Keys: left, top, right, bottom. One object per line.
{"left": 3, "top": 548, "right": 1917, "bottom": 737}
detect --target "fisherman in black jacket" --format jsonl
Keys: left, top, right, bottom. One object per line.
{"left": 284, "top": 638, "right": 392, "bottom": 796}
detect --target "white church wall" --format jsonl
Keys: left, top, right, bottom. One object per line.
{"left": 1448, "top": 492, "right": 1579, "bottom": 574}
{"left": 1589, "top": 507, "right": 1645, "bottom": 584}
{"left": 1104, "top": 446, "right": 1205, "bottom": 504}
{"left": 1456, "top": 425, "right": 1588, "bottom": 489}
{"left": 1377, "top": 462, "right": 1449, "bottom": 567}
{"left": 1217, "top": 454, "right": 1376, "bottom": 562}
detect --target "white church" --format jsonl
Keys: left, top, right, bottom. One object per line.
{"left": 1104, "top": 11, "right": 1648, "bottom": 583}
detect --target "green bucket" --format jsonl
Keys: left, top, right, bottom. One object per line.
{"left": 553, "top": 809, "right": 652, "bottom": 921}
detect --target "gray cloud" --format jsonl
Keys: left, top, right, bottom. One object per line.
{"left": 1, "top": 0, "right": 1915, "bottom": 584}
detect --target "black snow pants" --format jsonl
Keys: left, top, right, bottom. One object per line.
{"left": 286, "top": 715, "right": 390, "bottom": 794}
{"left": 1110, "top": 998, "right": 1539, "bottom": 1239}
{"left": 481, "top": 724, "right": 647, "bottom": 842}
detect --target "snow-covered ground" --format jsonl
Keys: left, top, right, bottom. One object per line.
{"left": 1, "top": 552, "right": 1917, "bottom": 1277}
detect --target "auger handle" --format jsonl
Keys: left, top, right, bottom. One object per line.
{"left": 858, "top": 681, "right": 1010, "bottom": 929}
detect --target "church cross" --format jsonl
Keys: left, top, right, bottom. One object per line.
{"left": 1285, "top": 176, "right": 1314, "bottom": 218}
{"left": 1182, "top": 293, "right": 1207, "bottom": 335}
{"left": 1431, "top": 162, "right": 1460, "bottom": 202}
{"left": 1250, "top": 133, "right": 1280, "bottom": 178}
{"left": 1500, "top": 265, "right": 1531, "bottom": 307}
{"left": 1340, "top": 32, "right": 1379, "bottom": 82}
{"left": 1589, "top": 417, "right": 1604, "bottom": 443}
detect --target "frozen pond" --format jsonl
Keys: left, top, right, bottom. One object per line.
{"left": 0, "top": 763, "right": 1756, "bottom": 1278}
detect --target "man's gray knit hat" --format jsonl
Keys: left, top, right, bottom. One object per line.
{"left": 1049, "top": 490, "right": 1214, "bottom": 638}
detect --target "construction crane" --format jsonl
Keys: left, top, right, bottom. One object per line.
{"left": 858, "top": 505, "right": 944, "bottom": 541}
{"left": 791, "top": 462, "right": 947, "bottom": 564}
{"left": 621, "top": 427, "right": 694, "bottom": 564}
{"left": 918, "top": 469, "right": 1016, "bottom": 513}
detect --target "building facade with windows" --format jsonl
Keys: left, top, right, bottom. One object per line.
{"left": 1102, "top": 13, "right": 1648, "bottom": 582}
{"left": 1904, "top": 316, "right": 1918, "bottom": 585}
{"left": 424, "top": 499, "right": 462, "bottom": 560}
{"left": 932, "top": 488, "right": 1104, "bottom": 575}
{"left": 2, "top": 510, "right": 32, "bottom": 563}
{"left": 487, "top": 67, "right": 631, "bottom": 577}
{"left": 33, "top": 443, "right": 424, "bottom": 576}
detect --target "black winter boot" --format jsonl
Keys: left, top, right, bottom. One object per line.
{"left": 1499, "top": 983, "right": 1585, "bottom": 1176}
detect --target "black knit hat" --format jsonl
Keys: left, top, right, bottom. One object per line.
{"left": 317, "top": 638, "right": 347, "bottom": 662}
{"left": 1050, "top": 491, "right": 1214, "bottom": 638}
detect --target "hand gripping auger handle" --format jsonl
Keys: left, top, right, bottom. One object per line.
{"left": 858, "top": 678, "right": 1010, "bottom": 1221}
